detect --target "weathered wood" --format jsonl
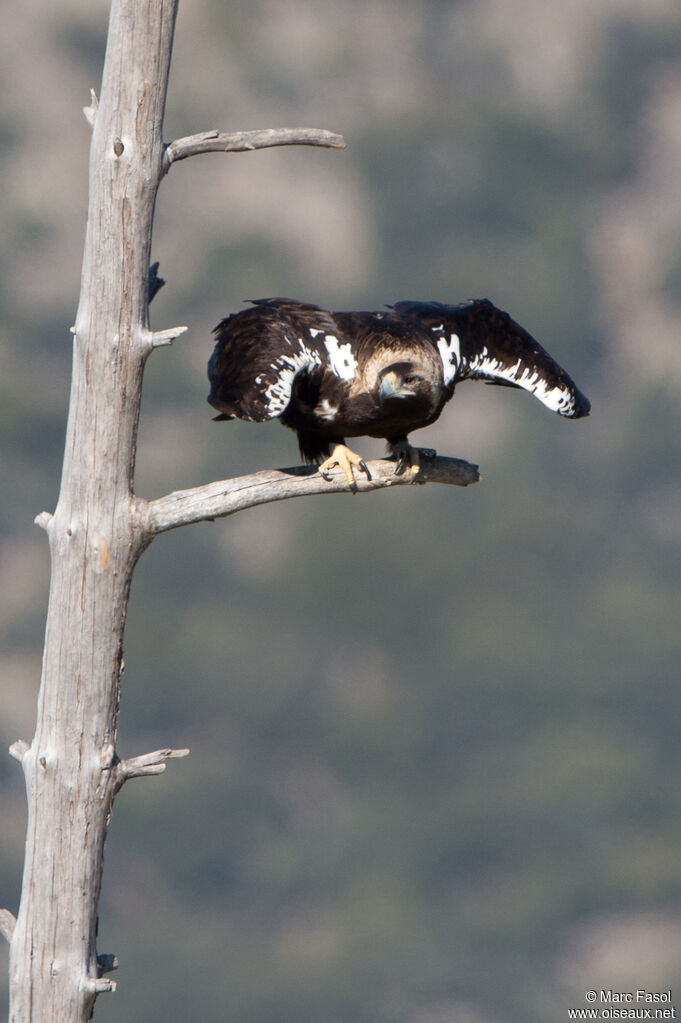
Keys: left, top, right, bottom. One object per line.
{"left": 144, "top": 455, "right": 481, "bottom": 536}
{"left": 163, "top": 126, "right": 346, "bottom": 172}
{"left": 8, "top": 2, "right": 179, "bottom": 1018}
{"left": 113, "top": 747, "right": 190, "bottom": 794}
{"left": 8, "top": 740, "right": 29, "bottom": 764}
{"left": 0, "top": 910, "right": 16, "bottom": 944}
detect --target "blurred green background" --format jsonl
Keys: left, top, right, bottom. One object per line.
{"left": 2, "top": 2, "right": 681, "bottom": 1021}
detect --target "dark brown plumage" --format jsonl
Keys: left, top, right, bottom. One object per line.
{"left": 208, "top": 297, "right": 590, "bottom": 483}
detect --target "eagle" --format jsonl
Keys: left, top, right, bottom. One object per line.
{"left": 208, "top": 297, "right": 590, "bottom": 486}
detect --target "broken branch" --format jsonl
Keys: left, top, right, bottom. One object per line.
{"left": 113, "top": 747, "right": 190, "bottom": 794}
{"left": 9, "top": 740, "right": 30, "bottom": 764}
{"left": 0, "top": 909, "right": 16, "bottom": 943}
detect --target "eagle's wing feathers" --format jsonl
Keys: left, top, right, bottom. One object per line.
{"left": 208, "top": 298, "right": 359, "bottom": 422}
{"left": 393, "top": 299, "right": 590, "bottom": 418}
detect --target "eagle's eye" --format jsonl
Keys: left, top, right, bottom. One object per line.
{"left": 403, "top": 374, "right": 420, "bottom": 385}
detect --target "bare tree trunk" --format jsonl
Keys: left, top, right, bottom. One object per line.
{"left": 7, "top": 2, "right": 179, "bottom": 1018}
{"left": 1, "top": 2, "right": 477, "bottom": 1020}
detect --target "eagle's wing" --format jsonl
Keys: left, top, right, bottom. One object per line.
{"left": 392, "top": 299, "right": 590, "bottom": 418}
{"left": 208, "top": 298, "right": 359, "bottom": 422}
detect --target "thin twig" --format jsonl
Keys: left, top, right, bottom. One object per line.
{"left": 163, "top": 127, "right": 346, "bottom": 173}
{"left": 143, "top": 454, "right": 480, "bottom": 537}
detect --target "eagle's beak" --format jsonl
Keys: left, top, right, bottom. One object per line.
{"left": 380, "top": 370, "right": 409, "bottom": 402}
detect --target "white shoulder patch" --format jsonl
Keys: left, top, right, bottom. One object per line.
{"left": 436, "top": 332, "right": 460, "bottom": 385}
{"left": 323, "top": 334, "right": 358, "bottom": 381}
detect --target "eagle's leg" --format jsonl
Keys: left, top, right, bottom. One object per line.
{"left": 318, "top": 443, "right": 370, "bottom": 489}
{"left": 388, "top": 437, "right": 423, "bottom": 481}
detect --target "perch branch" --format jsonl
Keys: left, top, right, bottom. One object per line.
{"left": 163, "top": 126, "right": 346, "bottom": 173}
{"left": 0, "top": 909, "right": 16, "bottom": 943}
{"left": 144, "top": 454, "right": 480, "bottom": 537}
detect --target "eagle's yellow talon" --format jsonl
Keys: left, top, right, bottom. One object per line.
{"left": 318, "top": 443, "right": 370, "bottom": 489}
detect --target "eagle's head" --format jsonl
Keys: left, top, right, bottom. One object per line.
{"left": 377, "top": 361, "right": 441, "bottom": 418}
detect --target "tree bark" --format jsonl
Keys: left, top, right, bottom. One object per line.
{"left": 7, "top": 3, "right": 179, "bottom": 1019}
{"left": 3, "top": 2, "right": 476, "bottom": 1020}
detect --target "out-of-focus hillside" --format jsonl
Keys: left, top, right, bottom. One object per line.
{"left": 1, "top": 3, "right": 681, "bottom": 1022}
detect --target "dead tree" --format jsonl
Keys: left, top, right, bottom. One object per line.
{"left": 0, "top": 2, "right": 479, "bottom": 1021}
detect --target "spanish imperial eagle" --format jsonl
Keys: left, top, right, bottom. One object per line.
{"left": 208, "top": 297, "right": 590, "bottom": 486}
